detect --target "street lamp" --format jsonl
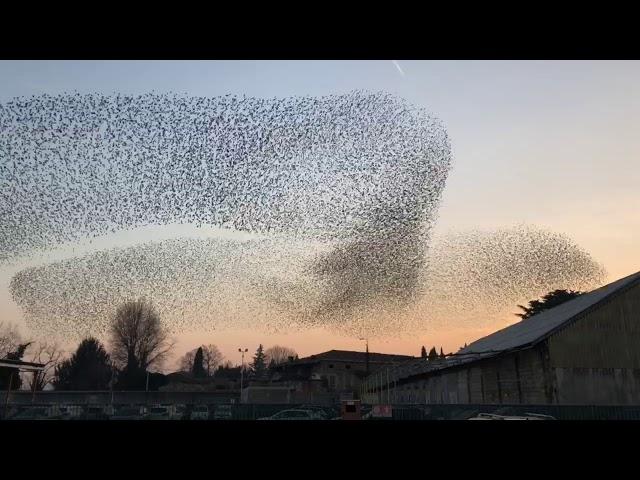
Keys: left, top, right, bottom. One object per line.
{"left": 359, "top": 337, "right": 369, "bottom": 375}
{"left": 238, "top": 348, "right": 248, "bottom": 399}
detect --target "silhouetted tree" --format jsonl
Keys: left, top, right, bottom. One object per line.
{"left": 24, "top": 342, "right": 64, "bottom": 391}
{"left": 109, "top": 299, "right": 174, "bottom": 389}
{"left": 0, "top": 342, "right": 30, "bottom": 390}
{"left": 264, "top": 345, "right": 297, "bottom": 366}
{"left": 428, "top": 347, "right": 438, "bottom": 361}
{"left": 54, "top": 338, "right": 112, "bottom": 391}
{"left": 250, "top": 344, "right": 267, "bottom": 378}
{"left": 0, "top": 321, "right": 22, "bottom": 359}
{"left": 192, "top": 347, "right": 206, "bottom": 378}
{"left": 179, "top": 344, "right": 223, "bottom": 376}
{"left": 421, "top": 346, "right": 427, "bottom": 358}
{"left": 517, "top": 289, "right": 584, "bottom": 320}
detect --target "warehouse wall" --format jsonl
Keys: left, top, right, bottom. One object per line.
{"left": 548, "top": 281, "right": 640, "bottom": 404}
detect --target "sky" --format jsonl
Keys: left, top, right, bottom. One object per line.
{"left": 0, "top": 60, "right": 638, "bottom": 369}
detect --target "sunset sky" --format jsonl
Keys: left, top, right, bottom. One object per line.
{"left": 1, "top": 61, "right": 638, "bottom": 370}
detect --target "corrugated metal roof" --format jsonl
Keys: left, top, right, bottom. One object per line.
{"left": 460, "top": 270, "right": 640, "bottom": 356}
{"left": 368, "top": 271, "right": 640, "bottom": 386}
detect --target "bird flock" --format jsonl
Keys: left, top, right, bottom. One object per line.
{"left": 1, "top": 91, "right": 606, "bottom": 339}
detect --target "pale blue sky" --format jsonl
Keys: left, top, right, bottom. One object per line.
{"left": 1, "top": 60, "right": 639, "bottom": 361}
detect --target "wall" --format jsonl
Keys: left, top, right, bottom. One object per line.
{"left": 363, "top": 348, "right": 549, "bottom": 405}
{"left": 548, "top": 282, "right": 640, "bottom": 404}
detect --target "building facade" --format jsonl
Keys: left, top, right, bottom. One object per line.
{"left": 264, "top": 350, "right": 414, "bottom": 403}
{"left": 362, "top": 271, "right": 640, "bottom": 406}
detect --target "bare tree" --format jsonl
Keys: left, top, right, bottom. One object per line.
{"left": 23, "top": 342, "right": 64, "bottom": 391}
{"left": 109, "top": 299, "right": 175, "bottom": 372}
{"left": 178, "top": 349, "right": 196, "bottom": 373}
{"left": 178, "top": 344, "right": 224, "bottom": 376}
{"left": 0, "top": 321, "right": 23, "bottom": 358}
{"left": 264, "top": 345, "right": 298, "bottom": 366}
{"left": 202, "top": 344, "right": 224, "bottom": 375}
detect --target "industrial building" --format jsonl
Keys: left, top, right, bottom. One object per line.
{"left": 361, "top": 270, "right": 640, "bottom": 405}
{"left": 244, "top": 349, "right": 415, "bottom": 404}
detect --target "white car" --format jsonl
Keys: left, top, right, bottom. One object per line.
{"left": 257, "top": 409, "right": 321, "bottom": 420}
{"left": 468, "top": 412, "right": 554, "bottom": 420}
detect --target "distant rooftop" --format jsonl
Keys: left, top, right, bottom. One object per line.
{"left": 290, "top": 349, "right": 415, "bottom": 365}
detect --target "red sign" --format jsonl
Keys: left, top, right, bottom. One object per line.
{"left": 372, "top": 405, "right": 393, "bottom": 418}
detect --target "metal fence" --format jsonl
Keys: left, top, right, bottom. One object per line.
{"left": 3, "top": 396, "right": 640, "bottom": 420}
{"left": 387, "top": 404, "right": 640, "bottom": 420}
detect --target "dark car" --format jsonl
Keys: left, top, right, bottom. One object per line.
{"left": 10, "top": 406, "right": 55, "bottom": 420}
{"left": 82, "top": 406, "right": 110, "bottom": 420}
{"left": 211, "top": 404, "right": 233, "bottom": 420}
{"left": 111, "top": 406, "right": 146, "bottom": 420}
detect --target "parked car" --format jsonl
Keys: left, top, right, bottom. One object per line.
{"left": 212, "top": 404, "right": 233, "bottom": 420}
{"left": 299, "top": 405, "right": 335, "bottom": 420}
{"left": 468, "top": 412, "right": 554, "bottom": 420}
{"left": 10, "top": 406, "right": 56, "bottom": 420}
{"left": 111, "top": 405, "right": 146, "bottom": 420}
{"left": 83, "top": 406, "right": 110, "bottom": 420}
{"left": 257, "top": 409, "right": 321, "bottom": 420}
{"left": 190, "top": 405, "right": 209, "bottom": 420}
{"left": 172, "top": 404, "right": 187, "bottom": 420}
{"left": 145, "top": 405, "right": 172, "bottom": 420}
{"left": 58, "top": 405, "right": 83, "bottom": 420}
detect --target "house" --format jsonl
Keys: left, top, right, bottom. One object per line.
{"left": 362, "top": 270, "right": 640, "bottom": 405}
{"left": 160, "top": 371, "right": 239, "bottom": 392}
{"left": 266, "top": 349, "right": 414, "bottom": 403}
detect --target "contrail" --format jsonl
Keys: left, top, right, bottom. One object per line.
{"left": 392, "top": 60, "right": 405, "bottom": 77}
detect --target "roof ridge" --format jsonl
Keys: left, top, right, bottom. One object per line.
{"left": 460, "top": 270, "right": 640, "bottom": 355}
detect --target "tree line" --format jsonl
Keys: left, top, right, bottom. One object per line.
{"left": 0, "top": 299, "right": 299, "bottom": 391}
{"left": 2, "top": 288, "right": 582, "bottom": 390}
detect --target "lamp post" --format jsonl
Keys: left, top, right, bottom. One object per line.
{"left": 238, "top": 348, "right": 248, "bottom": 401}
{"left": 359, "top": 337, "right": 369, "bottom": 375}
{"left": 110, "top": 363, "right": 116, "bottom": 408}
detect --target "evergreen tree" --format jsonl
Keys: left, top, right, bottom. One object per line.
{"left": 53, "top": 338, "right": 112, "bottom": 391}
{"left": 250, "top": 344, "right": 267, "bottom": 378}
{"left": 0, "top": 342, "right": 31, "bottom": 390}
{"left": 440, "top": 347, "right": 445, "bottom": 358}
{"left": 517, "top": 289, "right": 583, "bottom": 320}
{"left": 421, "top": 346, "right": 427, "bottom": 358}
{"left": 191, "top": 347, "right": 206, "bottom": 378}
{"left": 428, "top": 347, "right": 438, "bottom": 361}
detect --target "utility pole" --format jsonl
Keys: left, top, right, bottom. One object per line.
{"left": 359, "top": 337, "right": 369, "bottom": 375}
{"left": 386, "top": 367, "right": 390, "bottom": 404}
{"left": 3, "top": 371, "right": 13, "bottom": 419}
{"left": 238, "top": 348, "right": 248, "bottom": 402}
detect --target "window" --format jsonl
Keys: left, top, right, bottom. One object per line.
{"left": 328, "top": 376, "right": 336, "bottom": 388}
{"left": 345, "top": 364, "right": 351, "bottom": 369}
{"left": 329, "top": 364, "right": 334, "bottom": 368}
